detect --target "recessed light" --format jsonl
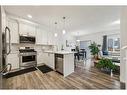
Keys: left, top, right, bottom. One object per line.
{"left": 27, "top": 14, "right": 32, "bottom": 19}
{"left": 62, "top": 30, "right": 66, "bottom": 34}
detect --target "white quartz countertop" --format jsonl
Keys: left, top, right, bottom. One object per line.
{"left": 44, "top": 51, "right": 75, "bottom": 54}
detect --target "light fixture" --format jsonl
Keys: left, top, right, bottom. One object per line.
{"left": 27, "top": 14, "right": 32, "bottom": 19}
{"left": 54, "top": 22, "right": 58, "bottom": 37}
{"left": 62, "top": 17, "right": 66, "bottom": 34}
{"left": 62, "top": 30, "right": 66, "bottom": 34}
{"left": 54, "top": 33, "right": 58, "bottom": 37}
{"left": 111, "top": 19, "right": 120, "bottom": 25}
{"left": 76, "top": 32, "right": 80, "bottom": 42}
{"left": 76, "top": 39, "right": 80, "bottom": 42}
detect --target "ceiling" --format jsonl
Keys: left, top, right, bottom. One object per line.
{"left": 4, "top": 6, "right": 121, "bottom": 36}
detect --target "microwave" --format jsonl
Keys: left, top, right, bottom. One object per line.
{"left": 19, "top": 36, "right": 36, "bottom": 44}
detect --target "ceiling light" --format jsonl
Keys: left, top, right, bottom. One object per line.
{"left": 62, "top": 30, "right": 66, "bottom": 34}
{"left": 54, "top": 33, "right": 58, "bottom": 37}
{"left": 76, "top": 39, "right": 80, "bottom": 42}
{"left": 111, "top": 19, "right": 120, "bottom": 25}
{"left": 27, "top": 14, "right": 32, "bottom": 19}
{"left": 62, "top": 17, "right": 66, "bottom": 35}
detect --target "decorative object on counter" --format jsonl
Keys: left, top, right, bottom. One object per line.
{"left": 96, "top": 58, "right": 117, "bottom": 76}
{"left": 89, "top": 42, "right": 101, "bottom": 59}
{"left": 66, "top": 40, "right": 69, "bottom": 47}
{"left": 61, "top": 44, "right": 64, "bottom": 50}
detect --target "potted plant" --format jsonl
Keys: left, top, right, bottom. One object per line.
{"left": 89, "top": 42, "right": 100, "bottom": 59}
{"left": 96, "top": 58, "right": 117, "bottom": 76}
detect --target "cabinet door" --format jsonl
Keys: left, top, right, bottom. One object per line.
{"left": 27, "top": 24, "right": 36, "bottom": 36}
{"left": 7, "top": 19, "right": 19, "bottom": 43}
{"left": 48, "top": 53, "right": 54, "bottom": 69}
{"left": 19, "top": 22, "right": 36, "bottom": 36}
{"left": 19, "top": 23, "right": 28, "bottom": 35}
{"left": 47, "top": 31, "right": 54, "bottom": 45}
{"left": 45, "top": 53, "right": 54, "bottom": 69}
{"left": 42, "top": 30, "right": 47, "bottom": 44}
{"left": 7, "top": 53, "right": 19, "bottom": 70}
{"left": 36, "top": 27, "right": 43, "bottom": 44}
{"left": 43, "top": 53, "right": 48, "bottom": 65}
{"left": 37, "top": 52, "right": 43, "bottom": 64}
{"left": 36, "top": 27, "right": 47, "bottom": 44}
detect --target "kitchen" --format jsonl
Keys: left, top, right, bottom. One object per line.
{"left": 1, "top": 6, "right": 76, "bottom": 78}
{"left": 0, "top": 6, "right": 121, "bottom": 89}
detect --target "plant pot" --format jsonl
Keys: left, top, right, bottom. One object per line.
{"left": 100, "top": 68, "right": 111, "bottom": 74}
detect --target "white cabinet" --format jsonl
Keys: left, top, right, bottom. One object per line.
{"left": 44, "top": 53, "right": 54, "bottom": 69}
{"left": 7, "top": 19, "right": 19, "bottom": 43}
{"left": 7, "top": 53, "right": 19, "bottom": 70}
{"left": 36, "top": 27, "right": 47, "bottom": 44}
{"left": 37, "top": 52, "right": 44, "bottom": 64}
{"left": 47, "top": 31, "right": 54, "bottom": 45}
{"left": 19, "top": 22, "right": 36, "bottom": 36}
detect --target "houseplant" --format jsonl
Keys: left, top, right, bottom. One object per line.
{"left": 89, "top": 42, "right": 100, "bottom": 59}
{"left": 96, "top": 58, "right": 117, "bottom": 76}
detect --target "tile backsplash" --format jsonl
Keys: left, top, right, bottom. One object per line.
{"left": 10, "top": 43, "right": 54, "bottom": 54}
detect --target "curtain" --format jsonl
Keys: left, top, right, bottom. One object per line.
{"left": 102, "top": 35, "right": 108, "bottom": 55}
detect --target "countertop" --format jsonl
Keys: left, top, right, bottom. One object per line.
{"left": 44, "top": 51, "right": 75, "bottom": 54}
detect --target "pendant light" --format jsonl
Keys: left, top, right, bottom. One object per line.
{"left": 76, "top": 32, "right": 80, "bottom": 42}
{"left": 54, "top": 22, "right": 58, "bottom": 37}
{"left": 62, "top": 17, "right": 66, "bottom": 34}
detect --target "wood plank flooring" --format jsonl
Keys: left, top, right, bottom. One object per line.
{"left": 4, "top": 65, "right": 120, "bottom": 89}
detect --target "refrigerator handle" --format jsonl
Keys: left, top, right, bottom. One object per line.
{"left": 5, "top": 26, "right": 11, "bottom": 55}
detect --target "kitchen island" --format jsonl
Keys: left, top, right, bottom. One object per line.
{"left": 44, "top": 51, "right": 74, "bottom": 77}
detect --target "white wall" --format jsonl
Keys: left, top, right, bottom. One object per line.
{"left": 54, "top": 31, "right": 76, "bottom": 51}
{"left": 120, "top": 7, "right": 127, "bottom": 83}
{"left": 77, "top": 29, "right": 120, "bottom": 47}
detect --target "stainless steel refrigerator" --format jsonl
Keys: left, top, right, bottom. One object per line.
{"left": 0, "top": 6, "right": 11, "bottom": 89}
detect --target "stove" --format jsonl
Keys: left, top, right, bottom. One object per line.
{"left": 19, "top": 49, "right": 37, "bottom": 56}
{"left": 19, "top": 48, "right": 37, "bottom": 68}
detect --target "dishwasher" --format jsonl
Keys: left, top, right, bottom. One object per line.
{"left": 55, "top": 54, "right": 63, "bottom": 74}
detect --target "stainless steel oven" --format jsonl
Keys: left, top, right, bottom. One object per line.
{"left": 19, "top": 49, "right": 37, "bottom": 68}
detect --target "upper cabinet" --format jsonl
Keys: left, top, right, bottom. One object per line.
{"left": 6, "top": 15, "right": 54, "bottom": 45}
{"left": 36, "top": 26, "right": 47, "bottom": 45}
{"left": 7, "top": 18, "right": 19, "bottom": 43}
{"left": 19, "top": 22, "right": 36, "bottom": 36}
{"left": 47, "top": 31, "right": 54, "bottom": 45}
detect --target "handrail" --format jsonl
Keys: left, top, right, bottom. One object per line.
{"left": 0, "top": 63, "right": 12, "bottom": 74}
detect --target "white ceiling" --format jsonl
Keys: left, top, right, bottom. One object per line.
{"left": 4, "top": 6, "right": 121, "bottom": 36}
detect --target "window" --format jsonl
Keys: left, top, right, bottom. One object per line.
{"left": 107, "top": 34, "right": 120, "bottom": 52}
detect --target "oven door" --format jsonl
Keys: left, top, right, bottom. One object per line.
{"left": 20, "top": 55, "right": 37, "bottom": 67}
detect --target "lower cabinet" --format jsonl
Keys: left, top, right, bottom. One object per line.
{"left": 7, "top": 53, "right": 19, "bottom": 70}
{"left": 44, "top": 53, "right": 55, "bottom": 69}
{"left": 37, "top": 52, "right": 44, "bottom": 64}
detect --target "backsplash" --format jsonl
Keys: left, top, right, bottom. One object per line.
{"left": 10, "top": 43, "right": 54, "bottom": 54}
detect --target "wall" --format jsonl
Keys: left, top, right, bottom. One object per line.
{"left": 77, "top": 29, "right": 120, "bottom": 47}
{"left": 120, "top": 7, "right": 127, "bottom": 83}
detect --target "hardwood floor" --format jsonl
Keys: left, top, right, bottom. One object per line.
{"left": 4, "top": 61, "right": 120, "bottom": 89}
